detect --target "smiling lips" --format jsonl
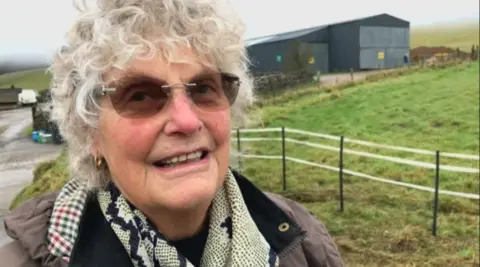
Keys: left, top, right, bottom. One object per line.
{"left": 154, "top": 150, "right": 209, "bottom": 168}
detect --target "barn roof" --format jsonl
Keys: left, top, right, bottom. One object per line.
{"left": 0, "top": 88, "right": 22, "bottom": 94}
{"left": 246, "top": 25, "right": 327, "bottom": 46}
{"left": 246, "top": 13, "right": 408, "bottom": 47}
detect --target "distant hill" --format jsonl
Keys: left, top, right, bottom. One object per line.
{"left": 0, "top": 68, "right": 51, "bottom": 90}
{"left": 0, "top": 61, "right": 48, "bottom": 76}
{"left": 410, "top": 22, "right": 479, "bottom": 52}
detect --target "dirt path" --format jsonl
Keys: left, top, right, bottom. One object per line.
{"left": 0, "top": 107, "right": 62, "bottom": 246}
{"left": 318, "top": 70, "right": 383, "bottom": 86}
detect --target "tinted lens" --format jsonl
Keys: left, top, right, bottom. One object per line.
{"left": 221, "top": 73, "right": 240, "bottom": 105}
{"left": 108, "top": 80, "right": 168, "bottom": 118}
{"left": 106, "top": 72, "right": 240, "bottom": 118}
{"left": 186, "top": 72, "right": 240, "bottom": 112}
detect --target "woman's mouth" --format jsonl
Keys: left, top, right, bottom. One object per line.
{"left": 153, "top": 150, "right": 209, "bottom": 168}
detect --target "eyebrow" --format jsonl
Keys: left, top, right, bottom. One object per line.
{"left": 108, "top": 70, "right": 220, "bottom": 89}
{"left": 108, "top": 73, "right": 166, "bottom": 89}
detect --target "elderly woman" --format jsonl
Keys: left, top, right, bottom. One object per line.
{"left": 1, "top": 0, "right": 344, "bottom": 266}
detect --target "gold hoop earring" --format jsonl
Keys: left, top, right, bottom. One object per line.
{"left": 94, "top": 155, "right": 104, "bottom": 170}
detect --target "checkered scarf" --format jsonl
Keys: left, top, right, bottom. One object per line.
{"left": 47, "top": 170, "right": 280, "bottom": 267}
{"left": 47, "top": 178, "right": 87, "bottom": 262}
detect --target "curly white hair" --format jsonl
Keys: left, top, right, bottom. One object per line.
{"left": 47, "top": 0, "right": 254, "bottom": 189}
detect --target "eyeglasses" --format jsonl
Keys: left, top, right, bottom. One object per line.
{"left": 96, "top": 72, "right": 240, "bottom": 118}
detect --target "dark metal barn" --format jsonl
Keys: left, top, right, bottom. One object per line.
{"left": 247, "top": 13, "right": 410, "bottom": 74}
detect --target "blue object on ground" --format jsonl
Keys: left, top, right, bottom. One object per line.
{"left": 32, "top": 131, "right": 39, "bottom": 142}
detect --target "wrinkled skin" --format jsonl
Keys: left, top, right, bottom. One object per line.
{"left": 91, "top": 49, "right": 231, "bottom": 239}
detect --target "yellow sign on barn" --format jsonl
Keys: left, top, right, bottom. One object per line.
{"left": 308, "top": 57, "right": 315, "bottom": 64}
{"left": 378, "top": 51, "right": 385, "bottom": 60}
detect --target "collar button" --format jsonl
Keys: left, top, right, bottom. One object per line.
{"left": 278, "top": 222, "right": 290, "bottom": 232}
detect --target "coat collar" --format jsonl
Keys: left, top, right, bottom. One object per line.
{"left": 68, "top": 170, "right": 304, "bottom": 267}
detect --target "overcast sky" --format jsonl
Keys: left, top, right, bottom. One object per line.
{"left": 0, "top": 0, "right": 478, "bottom": 65}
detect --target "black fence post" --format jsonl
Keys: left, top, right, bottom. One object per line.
{"left": 339, "top": 136, "right": 345, "bottom": 212}
{"left": 236, "top": 128, "right": 242, "bottom": 173}
{"left": 432, "top": 151, "right": 440, "bottom": 237}
{"left": 282, "top": 126, "right": 287, "bottom": 191}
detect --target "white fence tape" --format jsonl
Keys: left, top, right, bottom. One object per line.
{"left": 283, "top": 128, "right": 340, "bottom": 141}
{"left": 235, "top": 128, "right": 282, "bottom": 133}
{"left": 235, "top": 137, "right": 479, "bottom": 173}
{"left": 284, "top": 127, "right": 479, "bottom": 161}
{"left": 231, "top": 127, "right": 479, "bottom": 160}
{"left": 241, "top": 154, "right": 282, "bottom": 160}
{"left": 241, "top": 154, "right": 480, "bottom": 200}
{"left": 441, "top": 152, "right": 479, "bottom": 160}
{"left": 235, "top": 137, "right": 282, "bottom": 142}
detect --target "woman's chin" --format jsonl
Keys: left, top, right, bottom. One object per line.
{"left": 147, "top": 172, "right": 222, "bottom": 210}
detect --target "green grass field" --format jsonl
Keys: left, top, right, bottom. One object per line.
{"left": 0, "top": 68, "right": 51, "bottom": 89}
{"left": 10, "top": 62, "right": 479, "bottom": 266}
{"left": 240, "top": 62, "right": 479, "bottom": 266}
{"left": 411, "top": 22, "right": 480, "bottom": 52}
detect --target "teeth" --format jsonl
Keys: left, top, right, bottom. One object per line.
{"left": 187, "top": 152, "right": 200, "bottom": 160}
{"left": 160, "top": 151, "right": 203, "bottom": 166}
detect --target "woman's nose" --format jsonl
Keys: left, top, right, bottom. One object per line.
{"left": 163, "top": 91, "right": 203, "bottom": 135}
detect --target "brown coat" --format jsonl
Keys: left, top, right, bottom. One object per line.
{"left": 1, "top": 186, "right": 344, "bottom": 267}
{"left": 0, "top": 192, "right": 66, "bottom": 267}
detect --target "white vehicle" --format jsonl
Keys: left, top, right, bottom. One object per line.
{"left": 18, "top": 89, "right": 38, "bottom": 106}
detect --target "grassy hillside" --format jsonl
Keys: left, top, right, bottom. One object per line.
{"left": 242, "top": 62, "right": 479, "bottom": 266}
{"left": 411, "top": 22, "right": 480, "bottom": 52}
{"left": 10, "top": 151, "right": 69, "bottom": 210}
{"left": 10, "top": 62, "right": 479, "bottom": 266}
{"left": 259, "top": 63, "right": 479, "bottom": 154}
{"left": 0, "top": 68, "right": 51, "bottom": 89}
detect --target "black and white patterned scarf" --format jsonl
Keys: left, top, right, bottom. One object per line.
{"left": 48, "top": 169, "right": 279, "bottom": 267}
